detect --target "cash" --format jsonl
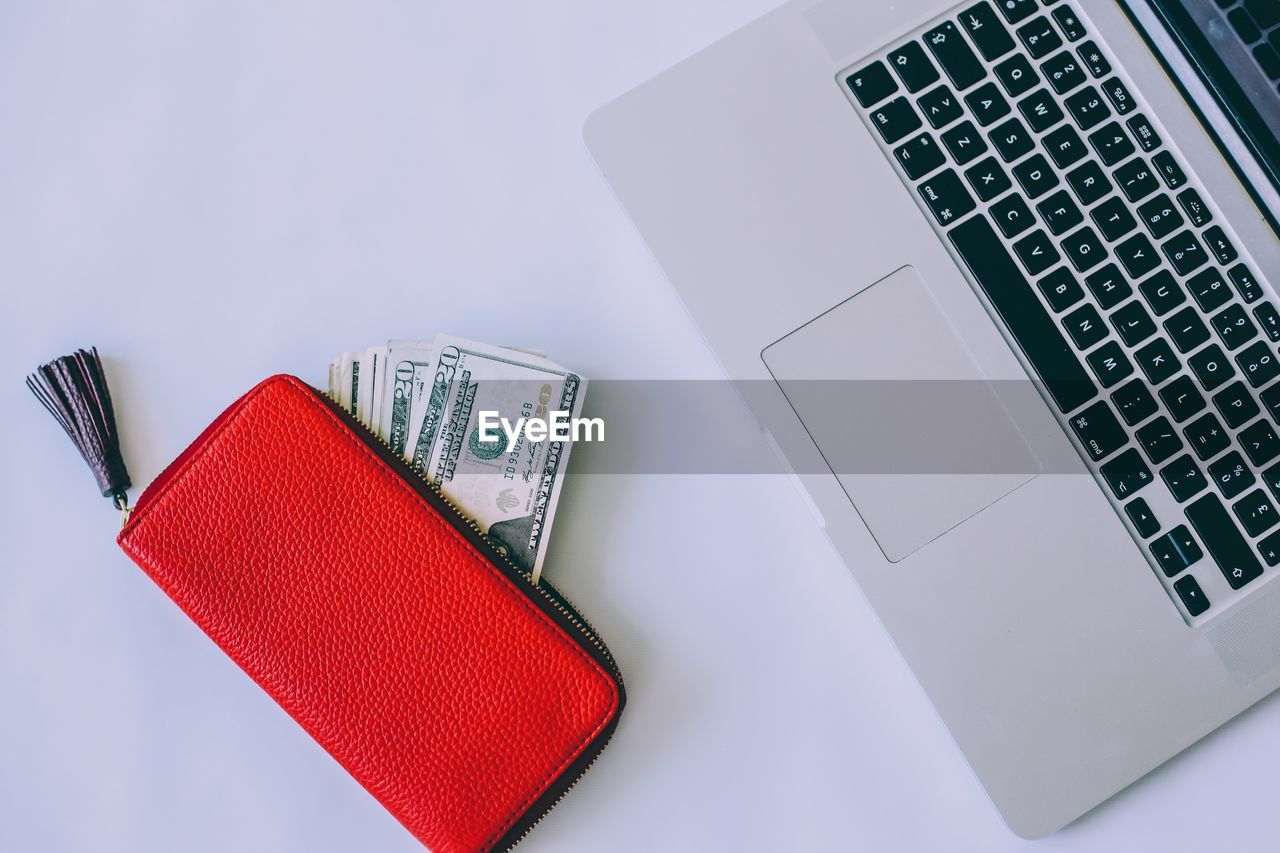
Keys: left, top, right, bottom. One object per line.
{"left": 329, "top": 334, "right": 586, "bottom": 583}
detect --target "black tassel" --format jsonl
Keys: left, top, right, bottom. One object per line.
{"left": 26, "top": 347, "right": 132, "bottom": 508}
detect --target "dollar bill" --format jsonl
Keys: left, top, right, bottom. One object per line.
{"left": 406, "top": 335, "right": 586, "bottom": 583}
{"left": 381, "top": 341, "right": 434, "bottom": 451}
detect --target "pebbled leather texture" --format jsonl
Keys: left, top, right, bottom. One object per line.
{"left": 117, "top": 375, "right": 622, "bottom": 852}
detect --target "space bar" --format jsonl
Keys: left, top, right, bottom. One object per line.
{"left": 948, "top": 216, "right": 1097, "bottom": 413}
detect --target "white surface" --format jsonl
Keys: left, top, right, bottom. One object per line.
{"left": 1, "top": 2, "right": 1278, "bottom": 851}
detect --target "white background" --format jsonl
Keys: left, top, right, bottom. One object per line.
{"left": 3, "top": 2, "right": 1279, "bottom": 851}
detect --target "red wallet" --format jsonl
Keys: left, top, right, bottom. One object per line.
{"left": 115, "top": 374, "right": 624, "bottom": 852}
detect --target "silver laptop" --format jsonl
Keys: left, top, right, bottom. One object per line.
{"left": 586, "top": 0, "right": 1280, "bottom": 837}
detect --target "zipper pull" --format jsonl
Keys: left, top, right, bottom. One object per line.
{"left": 27, "top": 347, "right": 133, "bottom": 518}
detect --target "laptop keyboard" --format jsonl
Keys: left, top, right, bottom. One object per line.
{"left": 1215, "top": 0, "right": 1280, "bottom": 88}
{"left": 843, "top": 0, "right": 1279, "bottom": 624}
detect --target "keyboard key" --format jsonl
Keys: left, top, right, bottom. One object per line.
{"left": 1235, "top": 340, "right": 1280, "bottom": 387}
{"left": 963, "top": 155, "right": 1011, "bottom": 200}
{"left": 1187, "top": 491, "right": 1264, "bottom": 587}
{"left": 918, "top": 85, "right": 964, "bottom": 128}
{"left": 1228, "top": 263, "right": 1264, "bottom": 303}
{"left": 1202, "top": 226, "right": 1237, "bottom": 265}
{"left": 990, "top": 116, "right": 1036, "bottom": 161}
{"left": 1115, "top": 232, "right": 1159, "bottom": 277}
{"left": 1162, "top": 230, "right": 1208, "bottom": 275}
{"left": 994, "top": 53, "right": 1039, "bottom": 97}
{"left": 1038, "top": 266, "right": 1085, "bottom": 311}
{"left": 1076, "top": 40, "right": 1111, "bottom": 77}
{"left": 1013, "top": 228, "right": 1060, "bottom": 274}
{"left": 1018, "top": 16, "right": 1062, "bottom": 58}
{"left": 1241, "top": 419, "right": 1280, "bottom": 466}
{"left": 1190, "top": 344, "right": 1236, "bottom": 391}
{"left": 870, "top": 97, "right": 923, "bottom": 143}
{"left": 1165, "top": 306, "right": 1211, "bottom": 353}
{"left": 1069, "top": 399, "right": 1128, "bottom": 460}
{"left": 1188, "top": 268, "right": 1232, "bottom": 313}
{"left": 1134, "top": 337, "right": 1180, "bottom": 384}
{"left": 1042, "top": 124, "right": 1087, "bottom": 168}
{"left": 1215, "top": 380, "right": 1261, "bottom": 427}
{"left": 1212, "top": 303, "right": 1258, "bottom": 350}
{"left": 849, "top": 62, "right": 899, "bottom": 106}
{"left": 941, "top": 120, "right": 990, "bottom": 164}
{"left": 964, "top": 81, "right": 1012, "bottom": 126}
{"left": 918, "top": 169, "right": 977, "bottom": 225}
{"left": 1018, "top": 88, "right": 1065, "bottom": 132}
{"left": 1234, "top": 488, "right": 1279, "bottom": 536}
{"left": 1173, "top": 574, "right": 1210, "bottom": 617}
{"left": 1101, "top": 447, "right": 1152, "bottom": 497}
{"left": 961, "top": 2, "right": 1017, "bottom": 61}
{"left": 1137, "top": 415, "right": 1183, "bottom": 462}
{"left": 1152, "top": 151, "right": 1187, "bottom": 188}
{"left": 1060, "top": 226, "right": 1107, "bottom": 272}
{"left": 1089, "top": 121, "right": 1136, "bottom": 166}
{"left": 949, "top": 216, "right": 1098, "bottom": 412}
{"left": 1012, "top": 153, "right": 1059, "bottom": 197}
{"left": 1253, "top": 302, "right": 1280, "bottom": 342}
{"left": 1263, "top": 384, "right": 1280, "bottom": 423}
{"left": 1111, "top": 299, "right": 1156, "bottom": 346}
{"left": 1228, "top": 7, "right": 1263, "bottom": 43}
{"left": 924, "top": 22, "right": 986, "bottom": 90}
{"left": 1208, "top": 450, "right": 1256, "bottom": 499}
{"left": 1162, "top": 453, "right": 1209, "bottom": 501}
{"left": 999, "top": 0, "right": 1039, "bottom": 24}
{"left": 1255, "top": 43, "right": 1280, "bottom": 79}
{"left": 991, "top": 194, "right": 1036, "bottom": 236}
{"left": 888, "top": 42, "right": 942, "bottom": 93}
{"left": 1247, "top": 0, "right": 1280, "bottom": 29}
{"left": 1265, "top": 460, "right": 1280, "bottom": 499}
{"left": 1126, "top": 497, "right": 1161, "bottom": 537}
{"left": 895, "top": 133, "right": 947, "bottom": 179}
{"left": 1161, "top": 375, "right": 1207, "bottom": 422}
{"left": 1041, "top": 50, "right": 1086, "bottom": 94}
{"left": 1102, "top": 77, "right": 1136, "bottom": 115}
{"left": 1114, "top": 157, "right": 1158, "bottom": 202}
{"left": 1185, "top": 412, "right": 1232, "bottom": 460}
{"left": 1066, "top": 160, "right": 1111, "bottom": 204}
{"left": 1051, "top": 6, "right": 1087, "bottom": 40}
{"left": 1138, "top": 270, "right": 1186, "bottom": 316}
{"left": 1151, "top": 524, "right": 1204, "bottom": 576}
{"left": 1136, "top": 193, "right": 1184, "bottom": 239}
{"left": 1090, "top": 196, "right": 1137, "bottom": 242}
{"left": 1085, "top": 262, "right": 1131, "bottom": 309}
{"left": 1126, "top": 114, "right": 1161, "bottom": 152}
{"left": 1177, "top": 188, "right": 1211, "bottom": 226}
{"left": 1063, "top": 302, "right": 1109, "bottom": 349}
{"left": 1113, "top": 378, "right": 1159, "bottom": 425}
{"left": 1087, "top": 340, "right": 1134, "bottom": 387}
{"left": 1036, "top": 189, "right": 1083, "bottom": 234}
{"left": 1259, "top": 529, "right": 1280, "bottom": 566}
{"left": 1064, "top": 86, "right": 1110, "bottom": 130}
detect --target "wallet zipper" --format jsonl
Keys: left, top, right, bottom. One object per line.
{"left": 313, "top": 388, "right": 624, "bottom": 851}
{"left": 124, "top": 379, "right": 624, "bottom": 850}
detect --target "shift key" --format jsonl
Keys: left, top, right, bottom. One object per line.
{"left": 1186, "top": 493, "right": 1264, "bottom": 589}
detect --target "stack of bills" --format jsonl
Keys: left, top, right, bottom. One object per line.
{"left": 329, "top": 335, "right": 586, "bottom": 584}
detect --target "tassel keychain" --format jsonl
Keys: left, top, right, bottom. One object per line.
{"left": 26, "top": 348, "right": 132, "bottom": 521}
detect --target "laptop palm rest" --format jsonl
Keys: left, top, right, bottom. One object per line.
{"left": 762, "top": 266, "right": 1042, "bottom": 562}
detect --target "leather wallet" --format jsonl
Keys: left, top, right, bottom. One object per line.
{"left": 116, "top": 374, "right": 624, "bottom": 852}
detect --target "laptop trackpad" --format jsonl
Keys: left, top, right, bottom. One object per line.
{"left": 762, "top": 266, "right": 1041, "bottom": 562}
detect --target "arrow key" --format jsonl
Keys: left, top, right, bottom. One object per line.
{"left": 1150, "top": 524, "right": 1203, "bottom": 577}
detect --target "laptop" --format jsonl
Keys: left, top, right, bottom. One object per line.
{"left": 586, "top": 0, "right": 1280, "bottom": 837}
